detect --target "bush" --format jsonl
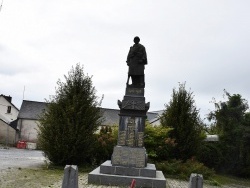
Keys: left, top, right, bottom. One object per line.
{"left": 92, "top": 126, "right": 117, "bottom": 164}
{"left": 156, "top": 159, "right": 215, "bottom": 180}
{"left": 144, "top": 123, "right": 175, "bottom": 162}
{"left": 197, "top": 142, "right": 223, "bottom": 170}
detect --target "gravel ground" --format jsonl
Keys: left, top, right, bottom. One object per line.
{"left": 0, "top": 147, "right": 249, "bottom": 188}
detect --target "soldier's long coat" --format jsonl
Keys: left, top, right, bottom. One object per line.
{"left": 126, "top": 43, "right": 147, "bottom": 75}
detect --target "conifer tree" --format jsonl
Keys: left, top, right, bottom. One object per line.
{"left": 38, "top": 63, "right": 102, "bottom": 165}
{"left": 161, "top": 83, "right": 203, "bottom": 161}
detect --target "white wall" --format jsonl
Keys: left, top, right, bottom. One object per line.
{"left": 0, "top": 97, "right": 19, "bottom": 122}
{"left": 0, "top": 120, "right": 17, "bottom": 145}
{"left": 18, "top": 119, "right": 39, "bottom": 142}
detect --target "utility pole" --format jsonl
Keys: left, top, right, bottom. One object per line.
{"left": 23, "top": 86, "right": 25, "bottom": 100}
{"left": 5, "top": 124, "right": 9, "bottom": 148}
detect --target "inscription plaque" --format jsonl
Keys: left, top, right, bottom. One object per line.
{"left": 122, "top": 100, "right": 145, "bottom": 110}
{"left": 126, "top": 88, "right": 144, "bottom": 96}
{"left": 128, "top": 88, "right": 143, "bottom": 94}
{"left": 112, "top": 146, "right": 147, "bottom": 168}
{"left": 137, "top": 132, "right": 144, "bottom": 147}
{"left": 125, "top": 117, "right": 136, "bottom": 147}
{"left": 118, "top": 131, "right": 126, "bottom": 146}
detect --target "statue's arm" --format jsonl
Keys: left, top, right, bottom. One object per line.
{"left": 126, "top": 47, "right": 132, "bottom": 63}
{"left": 143, "top": 47, "right": 148, "bottom": 65}
{"left": 138, "top": 46, "right": 147, "bottom": 64}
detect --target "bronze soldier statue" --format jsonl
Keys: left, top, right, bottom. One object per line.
{"left": 126, "top": 36, "right": 147, "bottom": 88}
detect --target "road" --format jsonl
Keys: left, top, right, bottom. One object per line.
{"left": 0, "top": 148, "right": 45, "bottom": 170}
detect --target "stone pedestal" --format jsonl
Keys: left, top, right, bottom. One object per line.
{"left": 88, "top": 161, "right": 166, "bottom": 187}
{"left": 88, "top": 78, "right": 166, "bottom": 187}
{"left": 112, "top": 146, "right": 147, "bottom": 168}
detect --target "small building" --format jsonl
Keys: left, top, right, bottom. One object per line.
{"left": 0, "top": 94, "right": 19, "bottom": 145}
{"left": 17, "top": 100, "right": 161, "bottom": 143}
{"left": 17, "top": 100, "right": 47, "bottom": 142}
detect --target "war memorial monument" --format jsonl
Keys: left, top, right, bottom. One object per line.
{"left": 88, "top": 37, "right": 166, "bottom": 187}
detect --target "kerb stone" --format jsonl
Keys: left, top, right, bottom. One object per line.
{"left": 188, "top": 173, "right": 203, "bottom": 188}
{"left": 62, "top": 165, "right": 78, "bottom": 188}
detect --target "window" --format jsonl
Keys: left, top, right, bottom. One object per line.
{"left": 7, "top": 106, "right": 11, "bottom": 113}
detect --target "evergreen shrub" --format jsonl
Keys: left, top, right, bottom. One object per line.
{"left": 156, "top": 159, "right": 215, "bottom": 180}
{"left": 38, "top": 64, "right": 102, "bottom": 166}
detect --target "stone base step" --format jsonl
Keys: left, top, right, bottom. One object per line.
{"left": 88, "top": 163, "right": 166, "bottom": 188}
{"left": 100, "top": 160, "right": 156, "bottom": 178}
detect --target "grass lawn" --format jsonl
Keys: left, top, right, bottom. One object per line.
{"left": 211, "top": 174, "right": 250, "bottom": 187}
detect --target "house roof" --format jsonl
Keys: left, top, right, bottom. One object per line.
{"left": 100, "top": 108, "right": 159, "bottom": 125}
{"left": 0, "top": 94, "right": 19, "bottom": 111}
{"left": 10, "top": 119, "right": 18, "bottom": 130}
{"left": 148, "top": 110, "right": 164, "bottom": 125}
{"left": 0, "top": 113, "right": 11, "bottom": 123}
{"left": 18, "top": 100, "right": 161, "bottom": 125}
{"left": 18, "top": 100, "right": 48, "bottom": 120}
{"left": 100, "top": 108, "right": 120, "bottom": 125}
{"left": 0, "top": 116, "right": 8, "bottom": 124}
{"left": 0, "top": 118, "right": 17, "bottom": 130}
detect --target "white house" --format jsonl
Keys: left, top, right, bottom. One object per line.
{"left": 0, "top": 95, "right": 19, "bottom": 121}
{"left": 0, "top": 94, "right": 19, "bottom": 145}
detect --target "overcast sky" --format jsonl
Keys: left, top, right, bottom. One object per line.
{"left": 1, "top": 0, "right": 250, "bottom": 122}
